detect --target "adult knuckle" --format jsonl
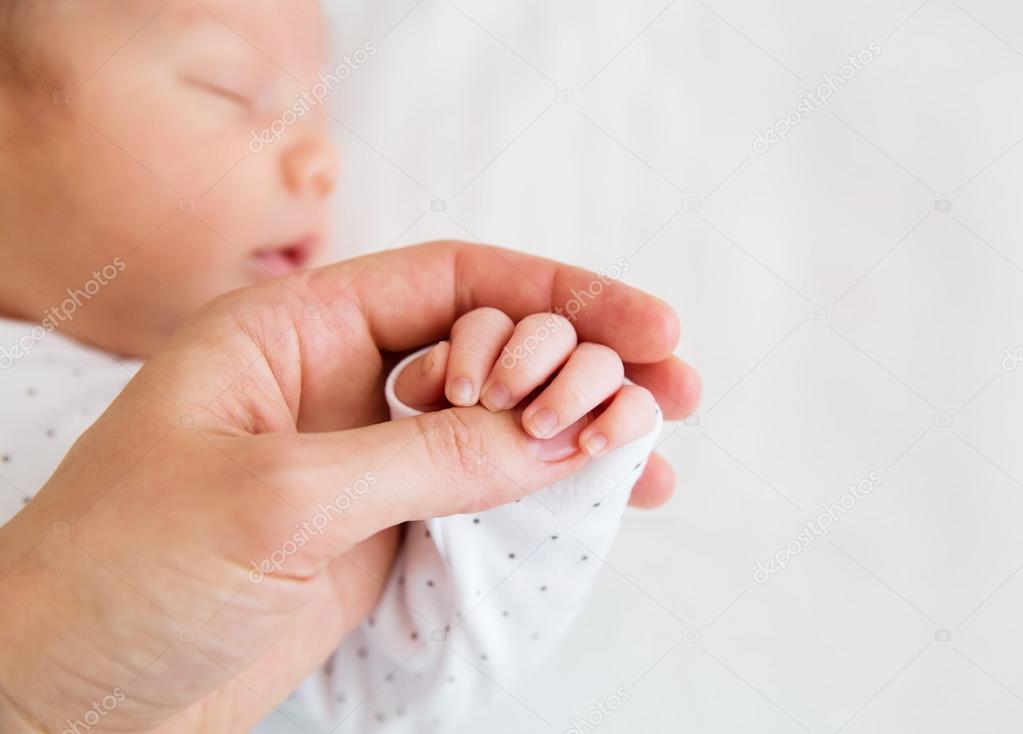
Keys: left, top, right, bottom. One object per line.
{"left": 417, "top": 410, "right": 495, "bottom": 482}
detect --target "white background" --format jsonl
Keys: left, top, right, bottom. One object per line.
{"left": 291, "top": 1, "right": 1023, "bottom": 731}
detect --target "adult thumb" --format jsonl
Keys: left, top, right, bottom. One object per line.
{"left": 220, "top": 406, "right": 592, "bottom": 551}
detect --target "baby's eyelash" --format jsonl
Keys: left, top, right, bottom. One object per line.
{"left": 180, "top": 75, "right": 254, "bottom": 107}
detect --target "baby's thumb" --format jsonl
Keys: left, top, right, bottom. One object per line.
{"left": 392, "top": 341, "right": 450, "bottom": 411}
{"left": 234, "top": 406, "right": 590, "bottom": 548}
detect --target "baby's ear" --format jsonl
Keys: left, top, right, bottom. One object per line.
{"left": 393, "top": 341, "right": 450, "bottom": 412}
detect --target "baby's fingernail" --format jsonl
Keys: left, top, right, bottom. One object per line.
{"left": 534, "top": 419, "right": 585, "bottom": 462}
{"left": 525, "top": 407, "right": 559, "bottom": 438}
{"left": 481, "top": 384, "right": 511, "bottom": 412}
{"left": 448, "top": 377, "right": 474, "bottom": 406}
{"left": 582, "top": 432, "right": 608, "bottom": 457}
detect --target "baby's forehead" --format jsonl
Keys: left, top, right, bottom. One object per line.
{"left": 169, "top": 0, "right": 325, "bottom": 79}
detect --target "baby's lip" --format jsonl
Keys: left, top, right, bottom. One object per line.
{"left": 251, "top": 236, "right": 321, "bottom": 278}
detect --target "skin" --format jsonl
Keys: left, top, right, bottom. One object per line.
{"left": 0, "top": 0, "right": 337, "bottom": 357}
{"left": 0, "top": 243, "right": 700, "bottom": 732}
{"left": 394, "top": 308, "right": 662, "bottom": 457}
{"left": 0, "top": 0, "right": 692, "bottom": 501}
{"left": 0, "top": 3, "right": 702, "bottom": 731}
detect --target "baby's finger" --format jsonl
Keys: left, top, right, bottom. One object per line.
{"left": 520, "top": 343, "right": 625, "bottom": 438}
{"left": 578, "top": 383, "right": 659, "bottom": 457}
{"left": 445, "top": 307, "right": 516, "bottom": 406}
{"left": 480, "top": 313, "right": 577, "bottom": 412}
{"left": 393, "top": 341, "right": 450, "bottom": 411}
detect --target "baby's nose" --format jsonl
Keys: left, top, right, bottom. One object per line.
{"left": 282, "top": 135, "right": 339, "bottom": 197}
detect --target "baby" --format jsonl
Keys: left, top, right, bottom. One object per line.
{"left": 0, "top": 0, "right": 335, "bottom": 358}
{"left": 0, "top": 1, "right": 660, "bottom": 731}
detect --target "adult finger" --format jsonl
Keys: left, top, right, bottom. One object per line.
{"left": 307, "top": 241, "right": 681, "bottom": 364}
{"left": 625, "top": 357, "right": 701, "bottom": 420}
{"left": 216, "top": 405, "right": 593, "bottom": 554}
{"left": 626, "top": 453, "right": 676, "bottom": 508}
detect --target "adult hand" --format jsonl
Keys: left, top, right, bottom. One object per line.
{"left": 0, "top": 242, "right": 699, "bottom": 733}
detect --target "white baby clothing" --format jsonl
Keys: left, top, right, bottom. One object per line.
{"left": 0, "top": 321, "right": 661, "bottom": 732}
{"left": 286, "top": 346, "right": 662, "bottom": 732}
{"left": 0, "top": 317, "right": 142, "bottom": 519}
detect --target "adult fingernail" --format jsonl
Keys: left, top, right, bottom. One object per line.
{"left": 525, "top": 407, "right": 558, "bottom": 438}
{"left": 582, "top": 432, "right": 608, "bottom": 457}
{"left": 448, "top": 377, "right": 474, "bottom": 406}
{"left": 534, "top": 420, "right": 585, "bottom": 462}
{"left": 481, "top": 384, "right": 511, "bottom": 412}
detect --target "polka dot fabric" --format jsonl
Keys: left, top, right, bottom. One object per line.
{"left": 0, "top": 318, "right": 142, "bottom": 522}
{"left": 288, "top": 346, "right": 663, "bottom": 731}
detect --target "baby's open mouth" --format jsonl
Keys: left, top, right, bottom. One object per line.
{"left": 252, "top": 237, "right": 318, "bottom": 277}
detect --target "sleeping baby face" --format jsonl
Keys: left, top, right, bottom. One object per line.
{"left": 0, "top": 0, "right": 339, "bottom": 357}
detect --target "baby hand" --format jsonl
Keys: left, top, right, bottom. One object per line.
{"left": 393, "top": 308, "right": 659, "bottom": 457}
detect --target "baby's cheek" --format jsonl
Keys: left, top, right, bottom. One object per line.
{"left": 126, "top": 217, "right": 254, "bottom": 312}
